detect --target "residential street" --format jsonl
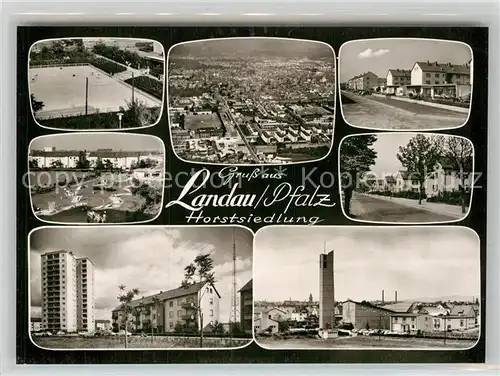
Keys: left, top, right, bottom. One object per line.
{"left": 348, "top": 192, "right": 459, "bottom": 222}
{"left": 341, "top": 92, "right": 468, "bottom": 129}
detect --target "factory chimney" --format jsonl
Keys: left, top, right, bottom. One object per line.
{"left": 395, "top": 290, "right": 398, "bottom": 304}
{"left": 382, "top": 290, "right": 385, "bottom": 304}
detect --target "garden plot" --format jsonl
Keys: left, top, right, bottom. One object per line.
{"left": 30, "top": 65, "right": 162, "bottom": 120}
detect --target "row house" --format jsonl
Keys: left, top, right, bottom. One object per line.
{"left": 385, "top": 69, "right": 411, "bottom": 94}
{"left": 254, "top": 307, "right": 287, "bottom": 334}
{"left": 347, "top": 71, "right": 379, "bottom": 91}
{"left": 29, "top": 149, "right": 163, "bottom": 170}
{"left": 364, "top": 162, "right": 472, "bottom": 197}
{"left": 409, "top": 61, "right": 471, "bottom": 99}
{"left": 112, "top": 281, "right": 220, "bottom": 334}
{"left": 386, "top": 302, "right": 478, "bottom": 333}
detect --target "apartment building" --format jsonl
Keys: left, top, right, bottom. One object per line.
{"left": 112, "top": 281, "right": 221, "bottom": 334}
{"left": 29, "top": 148, "right": 163, "bottom": 170}
{"left": 239, "top": 279, "right": 253, "bottom": 334}
{"left": 348, "top": 71, "right": 379, "bottom": 91}
{"left": 385, "top": 69, "right": 411, "bottom": 94}
{"left": 76, "top": 257, "right": 95, "bottom": 333}
{"left": 40, "top": 250, "right": 95, "bottom": 333}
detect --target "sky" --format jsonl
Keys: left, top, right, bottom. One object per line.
{"left": 339, "top": 39, "right": 472, "bottom": 82}
{"left": 170, "top": 38, "right": 334, "bottom": 60}
{"left": 30, "top": 227, "right": 253, "bottom": 322}
{"left": 29, "top": 133, "right": 164, "bottom": 152}
{"left": 360, "top": 134, "right": 473, "bottom": 177}
{"left": 369, "top": 133, "right": 414, "bottom": 176}
{"left": 254, "top": 226, "right": 479, "bottom": 303}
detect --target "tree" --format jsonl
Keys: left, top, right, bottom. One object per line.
{"left": 180, "top": 253, "right": 216, "bottom": 348}
{"left": 150, "top": 296, "right": 161, "bottom": 343}
{"left": 278, "top": 320, "right": 289, "bottom": 333}
{"left": 340, "top": 135, "right": 378, "bottom": 215}
{"left": 442, "top": 137, "right": 473, "bottom": 214}
{"left": 31, "top": 94, "right": 45, "bottom": 113}
{"left": 117, "top": 285, "right": 140, "bottom": 349}
{"left": 103, "top": 159, "right": 114, "bottom": 171}
{"left": 29, "top": 159, "right": 39, "bottom": 169}
{"left": 212, "top": 321, "right": 224, "bottom": 335}
{"left": 50, "top": 160, "right": 64, "bottom": 169}
{"left": 397, "top": 134, "right": 444, "bottom": 205}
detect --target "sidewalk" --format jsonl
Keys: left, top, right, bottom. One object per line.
{"left": 359, "top": 193, "right": 468, "bottom": 219}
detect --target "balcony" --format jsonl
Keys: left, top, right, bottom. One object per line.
{"left": 181, "top": 301, "right": 196, "bottom": 309}
{"left": 181, "top": 314, "right": 196, "bottom": 321}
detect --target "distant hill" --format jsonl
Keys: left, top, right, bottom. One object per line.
{"left": 400, "top": 295, "right": 478, "bottom": 303}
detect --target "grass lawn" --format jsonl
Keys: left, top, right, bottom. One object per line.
{"left": 184, "top": 113, "right": 222, "bottom": 130}
{"left": 256, "top": 335, "right": 478, "bottom": 349}
{"left": 32, "top": 335, "right": 251, "bottom": 349}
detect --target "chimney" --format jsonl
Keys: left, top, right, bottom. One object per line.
{"left": 395, "top": 291, "right": 398, "bottom": 303}
{"left": 382, "top": 290, "right": 385, "bottom": 304}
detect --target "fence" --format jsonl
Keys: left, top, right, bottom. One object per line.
{"left": 31, "top": 62, "right": 91, "bottom": 69}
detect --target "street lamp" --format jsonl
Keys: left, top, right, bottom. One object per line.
{"left": 117, "top": 112, "right": 124, "bottom": 129}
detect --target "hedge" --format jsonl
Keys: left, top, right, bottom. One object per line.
{"left": 41, "top": 108, "right": 160, "bottom": 130}
{"left": 93, "top": 44, "right": 147, "bottom": 70}
{"left": 124, "top": 75, "right": 163, "bottom": 100}
{"left": 426, "top": 190, "right": 470, "bottom": 206}
{"left": 370, "top": 190, "right": 426, "bottom": 200}
{"left": 91, "top": 58, "right": 127, "bottom": 75}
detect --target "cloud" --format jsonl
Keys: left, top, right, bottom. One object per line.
{"left": 358, "top": 48, "right": 390, "bottom": 59}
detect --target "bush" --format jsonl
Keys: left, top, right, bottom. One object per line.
{"left": 370, "top": 190, "right": 427, "bottom": 200}
{"left": 40, "top": 106, "right": 160, "bottom": 129}
{"left": 421, "top": 97, "right": 470, "bottom": 108}
{"left": 91, "top": 58, "right": 127, "bottom": 74}
{"left": 93, "top": 44, "right": 147, "bottom": 70}
{"left": 427, "top": 190, "right": 470, "bottom": 205}
{"left": 124, "top": 75, "right": 163, "bottom": 100}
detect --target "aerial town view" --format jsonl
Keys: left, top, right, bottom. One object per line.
{"left": 168, "top": 38, "right": 335, "bottom": 164}
{"left": 28, "top": 133, "right": 164, "bottom": 223}
{"left": 29, "top": 226, "right": 253, "bottom": 349}
{"left": 339, "top": 39, "right": 472, "bottom": 130}
{"left": 339, "top": 133, "right": 473, "bottom": 223}
{"left": 29, "top": 38, "right": 164, "bottom": 129}
{"left": 253, "top": 226, "right": 480, "bottom": 349}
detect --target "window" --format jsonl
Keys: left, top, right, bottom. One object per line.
{"left": 169, "top": 322, "right": 174, "bottom": 328}
{"left": 426, "top": 73, "right": 431, "bottom": 77}
{"left": 152, "top": 314, "right": 156, "bottom": 320}
{"left": 169, "top": 301, "right": 173, "bottom": 307}
{"left": 426, "top": 80, "right": 431, "bottom": 84}
{"left": 169, "top": 311, "right": 173, "bottom": 318}
{"left": 435, "top": 73, "right": 440, "bottom": 77}
{"left": 210, "top": 310, "right": 213, "bottom": 317}
{"left": 177, "top": 310, "right": 182, "bottom": 317}
{"left": 209, "top": 298, "right": 213, "bottom": 305}
{"left": 435, "top": 81, "right": 440, "bottom": 85}
{"left": 460, "top": 320, "right": 464, "bottom": 327}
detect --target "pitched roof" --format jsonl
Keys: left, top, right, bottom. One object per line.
{"left": 388, "top": 69, "right": 411, "bottom": 77}
{"left": 380, "top": 302, "right": 415, "bottom": 313}
{"left": 112, "top": 281, "right": 219, "bottom": 312}
{"left": 414, "top": 61, "right": 471, "bottom": 75}
{"left": 343, "top": 299, "right": 396, "bottom": 313}
{"left": 385, "top": 175, "right": 396, "bottom": 184}
{"left": 449, "top": 304, "right": 476, "bottom": 317}
{"left": 238, "top": 279, "right": 252, "bottom": 293}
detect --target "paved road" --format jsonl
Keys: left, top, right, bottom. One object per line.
{"left": 218, "top": 95, "right": 260, "bottom": 163}
{"left": 341, "top": 92, "right": 468, "bottom": 130}
{"left": 349, "top": 192, "right": 457, "bottom": 222}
